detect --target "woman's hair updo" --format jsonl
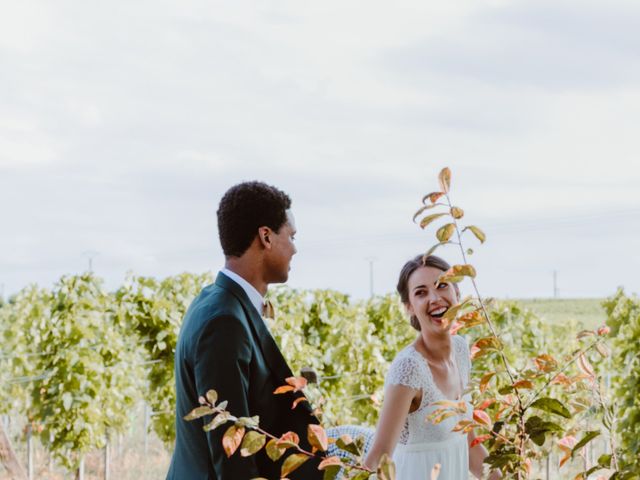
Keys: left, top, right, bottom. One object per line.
{"left": 396, "top": 255, "right": 452, "bottom": 331}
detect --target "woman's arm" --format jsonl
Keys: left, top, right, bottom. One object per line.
{"left": 363, "top": 384, "right": 417, "bottom": 470}
{"left": 468, "top": 430, "right": 502, "bottom": 479}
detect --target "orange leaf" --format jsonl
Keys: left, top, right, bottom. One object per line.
{"left": 452, "top": 419, "right": 473, "bottom": 432}
{"left": 273, "top": 385, "right": 295, "bottom": 394}
{"left": 307, "top": 424, "right": 329, "bottom": 452}
{"left": 534, "top": 354, "right": 558, "bottom": 373}
{"left": 291, "top": 397, "right": 308, "bottom": 410}
{"left": 438, "top": 167, "right": 451, "bottom": 193}
{"left": 285, "top": 376, "right": 308, "bottom": 392}
{"left": 470, "top": 434, "right": 491, "bottom": 448}
{"left": 597, "top": 325, "right": 610, "bottom": 336}
{"left": 276, "top": 431, "right": 300, "bottom": 449}
{"left": 513, "top": 380, "right": 534, "bottom": 389}
{"left": 473, "top": 409, "right": 492, "bottom": 427}
{"left": 222, "top": 425, "right": 245, "bottom": 457}
{"left": 577, "top": 353, "right": 595, "bottom": 378}
{"left": 422, "top": 191, "right": 445, "bottom": 204}
{"left": 479, "top": 372, "right": 496, "bottom": 393}
{"left": 551, "top": 373, "right": 573, "bottom": 386}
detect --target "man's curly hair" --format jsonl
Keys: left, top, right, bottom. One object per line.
{"left": 217, "top": 181, "right": 292, "bottom": 257}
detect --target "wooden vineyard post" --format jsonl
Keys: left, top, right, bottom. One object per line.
{"left": 0, "top": 420, "right": 27, "bottom": 480}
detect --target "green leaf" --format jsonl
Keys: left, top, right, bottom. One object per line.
{"left": 281, "top": 453, "right": 309, "bottom": 477}
{"left": 413, "top": 204, "right": 439, "bottom": 222}
{"left": 423, "top": 242, "right": 447, "bottom": 260}
{"left": 336, "top": 435, "right": 361, "bottom": 456}
{"left": 530, "top": 397, "right": 571, "bottom": 419}
{"left": 436, "top": 223, "right": 456, "bottom": 242}
{"left": 419, "top": 213, "right": 448, "bottom": 229}
{"left": 597, "top": 453, "right": 612, "bottom": 468}
{"left": 322, "top": 466, "right": 341, "bottom": 480}
{"left": 236, "top": 416, "right": 260, "bottom": 428}
{"left": 62, "top": 392, "right": 73, "bottom": 411}
{"left": 183, "top": 406, "right": 215, "bottom": 421}
{"left": 240, "top": 431, "right": 266, "bottom": 457}
{"left": 571, "top": 431, "right": 600, "bottom": 457}
{"left": 205, "top": 390, "right": 218, "bottom": 405}
{"left": 377, "top": 453, "right": 396, "bottom": 480}
{"left": 450, "top": 206, "right": 464, "bottom": 219}
{"left": 265, "top": 438, "right": 286, "bottom": 461}
{"left": 525, "top": 416, "right": 563, "bottom": 446}
{"left": 463, "top": 225, "right": 486, "bottom": 244}
{"left": 203, "top": 412, "right": 231, "bottom": 432}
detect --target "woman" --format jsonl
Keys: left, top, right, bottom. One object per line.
{"left": 363, "top": 254, "right": 499, "bottom": 480}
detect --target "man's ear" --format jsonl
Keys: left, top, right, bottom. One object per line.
{"left": 257, "top": 226, "right": 272, "bottom": 249}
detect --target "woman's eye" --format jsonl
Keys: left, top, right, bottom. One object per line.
{"left": 437, "top": 283, "right": 448, "bottom": 289}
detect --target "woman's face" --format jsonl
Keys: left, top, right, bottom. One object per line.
{"left": 405, "top": 265, "right": 459, "bottom": 332}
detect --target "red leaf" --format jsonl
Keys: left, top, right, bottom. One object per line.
{"left": 476, "top": 399, "right": 496, "bottom": 411}
{"left": 470, "top": 434, "right": 492, "bottom": 448}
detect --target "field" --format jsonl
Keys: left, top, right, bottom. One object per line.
{"left": 517, "top": 298, "right": 606, "bottom": 329}
{"left": 0, "top": 297, "right": 612, "bottom": 479}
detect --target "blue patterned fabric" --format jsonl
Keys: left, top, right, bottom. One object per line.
{"left": 326, "top": 425, "right": 375, "bottom": 459}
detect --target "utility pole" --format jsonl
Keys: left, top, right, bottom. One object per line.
{"left": 82, "top": 251, "right": 99, "bottom": 273}
{"left": 366, "top": 257, "right": 377, "bottom": 298}
{"left": 553, "top": 270, "right": 558, "bottom": 298}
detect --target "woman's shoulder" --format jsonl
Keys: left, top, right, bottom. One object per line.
{"left": 390, "top": 343, "right": 421, "bottom": 366}
{"left": 385, "top": 343, "right": 426, "bottom": 389}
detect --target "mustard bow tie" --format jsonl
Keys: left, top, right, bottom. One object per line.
{"left": 262, "top": 300, "right": 275, "bottom": 319}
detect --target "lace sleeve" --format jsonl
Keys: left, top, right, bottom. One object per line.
{"left": 384, "top": 350, "right": 424, "bottom": 391}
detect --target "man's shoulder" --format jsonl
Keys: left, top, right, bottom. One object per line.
{"left": 187, "top": 283, "right": 247, "bottom": 324}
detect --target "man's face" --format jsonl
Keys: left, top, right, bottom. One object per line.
{"left": 265, "top": 210, "right": 297, "bottom": 284}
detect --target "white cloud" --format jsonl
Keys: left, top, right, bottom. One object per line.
{"left": 0, "top": 0, "right": 638, "bottom": 299}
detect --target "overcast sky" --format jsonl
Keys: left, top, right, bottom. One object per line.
{"left": 1, "top": 0, "right": 639, "bottom": 301}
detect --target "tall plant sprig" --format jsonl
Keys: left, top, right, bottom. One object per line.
{"left": 414, "top": 168, "right": 613, "bottom": 479}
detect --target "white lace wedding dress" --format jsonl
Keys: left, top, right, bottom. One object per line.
{"left": 386, "top": 335, "right": 472, "bottom": 480}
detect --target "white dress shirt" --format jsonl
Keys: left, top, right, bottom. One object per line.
{"left": 220, "top": 268, "right": 264, "bottom": 316}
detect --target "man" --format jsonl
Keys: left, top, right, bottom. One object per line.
{"left": 167, "top": 181, "right": 322, "bottom": 480}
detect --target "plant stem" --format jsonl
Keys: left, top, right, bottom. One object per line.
{"left": 444, "top": 194, "right": 523, "bottom": 408}
{"left": 523, "top": 339, "right": 601, "bottom": 410}
{"left": 206, "top": 403, "right": 374, "bottom": 474}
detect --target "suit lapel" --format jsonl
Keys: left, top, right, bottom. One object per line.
{"left": 214, "top": 273, "right": 292, "bottom": 380}
{"left": 214, "top": 272, "right": 315, "bottom": 417}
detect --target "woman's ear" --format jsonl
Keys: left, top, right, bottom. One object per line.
{"left": 404, "top": 301, "right": 414, "bottom": 317}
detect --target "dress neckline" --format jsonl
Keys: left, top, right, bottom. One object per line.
{"left": 409, "top": 341, "right": 464, "bottom": 402}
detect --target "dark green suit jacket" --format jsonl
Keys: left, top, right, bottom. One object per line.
{"left": 166, "top": 272, "right": 322, "bottom": 480}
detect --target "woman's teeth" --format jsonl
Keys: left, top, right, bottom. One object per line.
{"left": 429, "top": 307, "right": 447, "bottom": 318}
